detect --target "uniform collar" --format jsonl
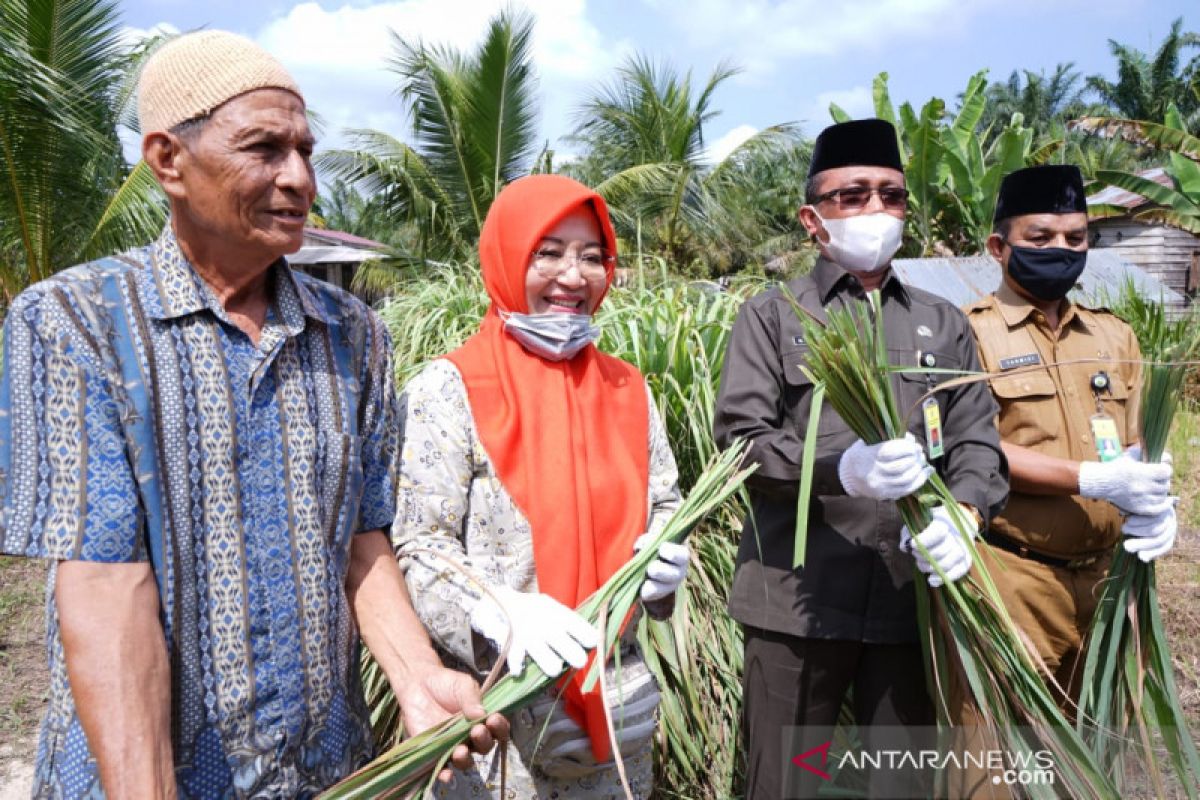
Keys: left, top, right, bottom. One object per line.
{"left": 813, "top": 256, "right": 910, "bottom": 307}
{"left": 994, "top": 279, "right": 1087, "bottom": 332}
{"left": 144, "top": 225, "right": 329, "bottom": 330}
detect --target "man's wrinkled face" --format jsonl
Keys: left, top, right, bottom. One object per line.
{"left": 174, "top": 89, "right": 316, "bottom": 260}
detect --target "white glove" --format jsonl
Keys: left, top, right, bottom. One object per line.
{"left": 537, "top": 683, "right": 660, "bottom": 765}
{"left": 518, "top": 656, "right": 660, "bottom": 777}
{"left": 900, "top": 504, "right": 979, "bottom": 588}
{"left": 1123, "top": 444, "right": 1173, "bottom": 465}
{"left": 468, "top": 586, "right": 599, "bottom": 678}
{"left": 1122, "top": 501, "right": 1178, "bottom": 562}
{"left": 838, "top": 433, "right": 933, "bottom": 500}
{"left": 633, "top": 534, "right": 689, "bottom": 602}
{"left": 1079, "top": 458, "right": 1173, "bottom": 515}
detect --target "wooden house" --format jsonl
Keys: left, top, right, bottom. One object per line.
{"left": 1087, "top": 167, "right": 1200, "bottom": 309}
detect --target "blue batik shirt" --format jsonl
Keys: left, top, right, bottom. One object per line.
{"left": 0, "top": 227, "right": 399, "bottom": 798}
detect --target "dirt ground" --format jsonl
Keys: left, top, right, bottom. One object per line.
{"left": 1, "top": 536, "right": 1198, "bottom": 796}
{"left": 0, "top": 556, "right": 45, "bottom": 797}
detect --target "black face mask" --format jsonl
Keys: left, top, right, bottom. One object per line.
{"left": 1004, "top": 244, "right": 1087, "bottom": 301}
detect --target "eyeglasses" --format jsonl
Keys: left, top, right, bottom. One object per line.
{"left": 530, "top": 248, "right": 614, "bottom": 281}
{"left": 814, "top": 186, "right": 909, "bottom": 210}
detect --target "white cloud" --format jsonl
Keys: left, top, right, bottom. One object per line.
{"left": 703, "top": 123, "right": 758, "bottom": 164}
{"left": 644, "top": 0, "right": 1062, "bottom": 77}
{"left": 250, "top": 1, "right": 626, "bottom": 150}
{"left": 118, "top": 22, "right": 181, "bottom": 48}
{"left": 802, "top": 85, "right": 874, "bottom": 128}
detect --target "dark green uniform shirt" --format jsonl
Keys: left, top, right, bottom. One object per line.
{"left": 714, "top": 258, "right": 1009, "bottom": 643}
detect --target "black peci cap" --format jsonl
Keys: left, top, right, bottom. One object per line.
{"left": 808, "top": 119, "right": 903, "bottom": 177}
{"left": 994, "top": 164, "right": 1087, "bottom": 223}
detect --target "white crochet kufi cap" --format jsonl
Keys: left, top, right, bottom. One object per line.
{"left": 137, "top": 30, "right": 302, "bottom": 133}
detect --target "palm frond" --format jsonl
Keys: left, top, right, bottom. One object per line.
{"left": 461, "top": 8, "right": 539, "bottom": 200}
{"left": 80, "top": 159, "right": 167, "bottom": 260}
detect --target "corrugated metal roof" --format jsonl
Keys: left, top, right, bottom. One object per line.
{"left": 891, "top": 249, "right": 1184, "bottom": 308}
{"left": 302, "top": 227, "right": 386, "bottom": 249}
{"left": 289, "top": 245, "right": 381, "bottom": 265}
{"left": 1086, "top": 167, "right": 1171, "bottom": 211}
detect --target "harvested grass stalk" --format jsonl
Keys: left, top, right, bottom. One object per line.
{"left": 1078, "top": 289, "right": 1200, "bottom": 796}
{"left": 320, "top": 444, "right": 755, "bottom": 799}
{"left": 790, "top": 290, "right": 1117, "bottom": 799}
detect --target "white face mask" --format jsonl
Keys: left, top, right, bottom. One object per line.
{"left": 500, "top": 311, "right": 601, "bottom": 361}
{"left": 814, "top": 212, "right": 904, "bottom": 273}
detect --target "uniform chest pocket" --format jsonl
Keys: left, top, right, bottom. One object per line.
{"left": 990, "top": 370, "right": 1059, "bottom": 447}
{"left": 780, "top": 346, "right": 846, "bottom": 439}
{"left": 1094, "top": 364, "right": 1133, "bottom": 443}
{"left": 894, "top": 349, "right": 963, "bottom": 439}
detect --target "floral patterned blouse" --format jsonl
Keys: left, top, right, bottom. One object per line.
{"left": 394, "top": 358, "right": 681, "bottom": 799}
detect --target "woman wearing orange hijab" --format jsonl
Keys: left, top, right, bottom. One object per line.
{"left": 394, "top": 174, "right": 686, "bottom": 798}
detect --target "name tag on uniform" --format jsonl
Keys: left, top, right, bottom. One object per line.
{"left": 1091, "top": 415, "right": 1122, "bottom": 462}
{"left": 923, "top": 398, "right": 945, "bottom": 459}
{"left": 999, "top": 353, "right": 1041, "bottom": 370}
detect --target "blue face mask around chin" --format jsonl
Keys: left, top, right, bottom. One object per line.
{"left": 500, "top": 310, "right": 601, "bottom": 362}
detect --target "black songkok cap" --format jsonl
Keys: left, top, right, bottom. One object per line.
{"left": 808, "top": 119, "right": 903, "bottom": 177}
{"left": 993, "top": 164, "right": 1087, "bottom": 223}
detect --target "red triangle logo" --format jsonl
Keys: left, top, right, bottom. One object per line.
{"left": 791, "top": 740, "right": 833, "bottom": 781}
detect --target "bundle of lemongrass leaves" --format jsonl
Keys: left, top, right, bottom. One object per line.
{"left": 320, "top": 444, "right": 755, "bottom": 799}
{"left": 790, "top": 291, "right": 1116, "bottom": 799}
{"left": 1077, "top": 291, "right": 1200, "bottom": 797}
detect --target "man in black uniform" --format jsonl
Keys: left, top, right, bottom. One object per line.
{"left": 713, "top": 119, "right": 1009, "bottom": 799}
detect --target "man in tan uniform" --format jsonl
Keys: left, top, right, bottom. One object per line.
{"left": 955, "top": 164, "right": 1177, "bottom": 794}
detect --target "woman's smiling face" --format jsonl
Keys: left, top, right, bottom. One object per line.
{"left": 524, "top": 206, "right": 608, "bottom": 315}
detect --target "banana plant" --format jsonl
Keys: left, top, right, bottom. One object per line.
{"left": 831, "top": 71, "right": 1062, "bottom": 255}
{"left": 1077, "top": 104, "right": 1200, "bottom": 235}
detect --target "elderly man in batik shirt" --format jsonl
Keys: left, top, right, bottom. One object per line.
{"left": 0, "top": 31, "right": 505, "bottom": 798}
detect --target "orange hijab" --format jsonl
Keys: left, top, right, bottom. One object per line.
{"left": 445, "top": 174, "right": 650, "bottom": 762}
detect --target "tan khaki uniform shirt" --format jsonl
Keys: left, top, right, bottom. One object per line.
{"left": 964, "top": 281, "right": 1143, "bottom": 558}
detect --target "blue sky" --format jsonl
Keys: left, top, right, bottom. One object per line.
{"left": 119, "top": 0, "right": 1197, "bottom": 162}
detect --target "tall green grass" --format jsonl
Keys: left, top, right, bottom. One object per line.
{"left": 374, "top": 264, "right": 762, "bottom": 799}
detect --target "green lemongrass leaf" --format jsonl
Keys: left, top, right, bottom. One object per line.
{"left": 793, "top": 382, "right": 824, "bottom": 568}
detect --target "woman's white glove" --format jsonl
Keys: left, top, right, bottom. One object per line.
{"left": 468, "top": 586, "right": 599, "bottom": 677}
{"left": 514, "top": 655, "right": 660, "bottom": 778}
{"left": 536, "top": 682, "right": 660, "bottom": 766}
{"left": 1079, "top": 458, "right": 1172, "bottom": 515}
{"left": 838, "top": 433, "right": 933, "bottom": 500}
{"left": 900, "top": 504, "right": 979, "bottom": 588}
{"left": 1122, "top": 501, "right": 1178, "bottom": 562}
{"left": 633, "top": 534, "right": 689, "bottom": 602}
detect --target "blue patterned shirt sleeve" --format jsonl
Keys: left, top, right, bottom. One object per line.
{"left": 0, "top": 287, "right": 144, "bottom": 562}
{"left": 355, "top": 310, "right": 399, "bottom": 533}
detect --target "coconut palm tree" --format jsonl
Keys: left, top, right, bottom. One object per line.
{"left": 0, "top": 0, "right": 166, "bottom": 307}
{"left": 1086, "top": 17, "right": 1200, "bottom": 129}
{"left": 567, "top": 56, "right": 808, "bottom": 275}
{"left": 315, "top": 8, "right": 540, "bottom": 292}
